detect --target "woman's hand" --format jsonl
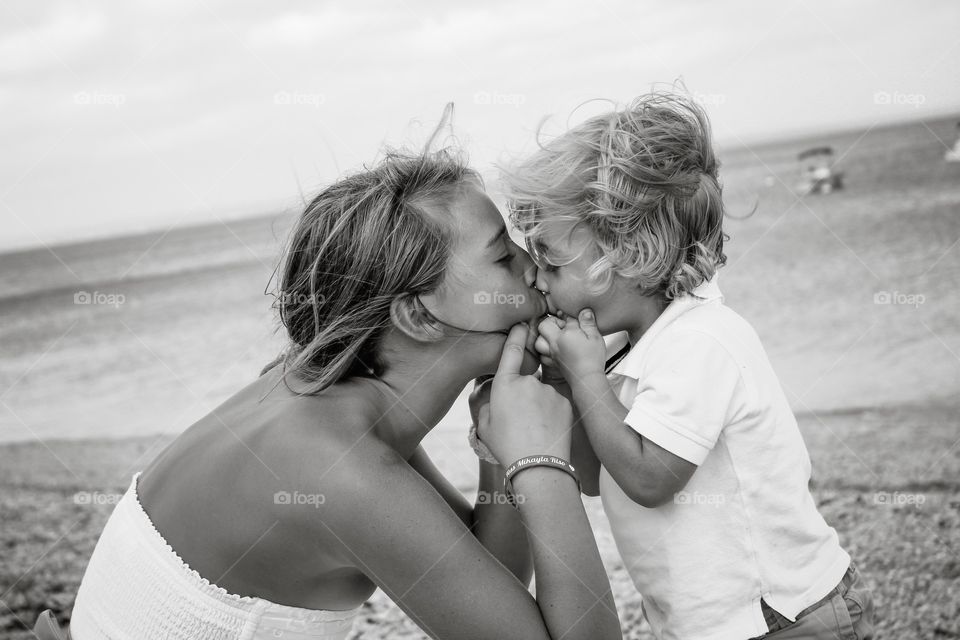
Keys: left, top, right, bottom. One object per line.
{"left": 312, "top": 322, "right": 620, "bottom": 640}
{"left": 467, "top": 375, "right": 494, "bottom": 427}
{"left": 478, "top": 323, "right": 574, "bottom": 466}
{"left": 467, "top": 375, "right": 501, "bottom": 465}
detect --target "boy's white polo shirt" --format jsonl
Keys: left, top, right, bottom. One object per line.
{"left": 598, "top": 273, "right": 850, "bottom": 640}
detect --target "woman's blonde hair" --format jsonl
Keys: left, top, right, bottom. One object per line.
{"left": 503, "top": 91, "right": 728, "bottom": 300}
{"left": 263, "top": 113, "right": 478, "bottom": 395}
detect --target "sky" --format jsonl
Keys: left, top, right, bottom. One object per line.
{"left": 1, "top": 0, "right": 958, "bottom": 252}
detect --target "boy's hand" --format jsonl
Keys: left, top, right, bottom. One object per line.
{"left": 536, "top": 308, "right": 606, "bottom": 384}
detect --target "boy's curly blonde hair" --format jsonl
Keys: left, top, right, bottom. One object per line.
{"left": 503, "top": 91, "right": 728, "bottom": 301}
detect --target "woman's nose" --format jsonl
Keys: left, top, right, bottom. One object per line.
{"left": 517, "top": 247, "right": 540, "bottom": 289}
{"left": 534, "top": 266, "right": 549, "bottom": 294}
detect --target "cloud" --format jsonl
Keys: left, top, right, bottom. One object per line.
{"left": 0, "top": 7, "right": 106, "bottom": 75}
{"left": 247, "top": 8, "right": 369, "bottom": 48}
{"left": 1, "top": 0, "right": 958, "bottom": 251}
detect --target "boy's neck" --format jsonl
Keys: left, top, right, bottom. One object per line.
{"left": 625, "top": 295, "right": 670, "bottom": 346}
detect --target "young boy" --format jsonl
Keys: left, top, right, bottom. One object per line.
{"left": 504, "top": 92, "right": 875, "bottom": 640}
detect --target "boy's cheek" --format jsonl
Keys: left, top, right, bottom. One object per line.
{"left": 554, "top": 281, "right": 598, "bottom": 316}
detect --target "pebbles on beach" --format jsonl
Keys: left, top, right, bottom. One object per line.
{"left": 2, "top": 401, "right": 959, "bottom": 639}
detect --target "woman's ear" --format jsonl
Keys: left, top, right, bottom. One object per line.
{"left": 390, "top": 293, "right": 446, "bottom": 342}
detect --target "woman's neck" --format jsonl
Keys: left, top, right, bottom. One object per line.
{"left": 364, "top": 330, "right": 492, "bottom": 457}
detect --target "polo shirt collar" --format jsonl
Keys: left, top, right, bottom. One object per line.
{"left": 608, "top": 272, "right": 724, "bottom": 379}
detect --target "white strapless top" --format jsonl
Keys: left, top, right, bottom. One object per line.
{"left": 70, "top": 472, "right": 361, "bottom": 639}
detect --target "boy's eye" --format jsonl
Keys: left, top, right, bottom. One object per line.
{"left": 496, "top": 254, "right": 514, "bottom": 265}
{"left": 526, "top": 238, "right": 559, "bottom": 272}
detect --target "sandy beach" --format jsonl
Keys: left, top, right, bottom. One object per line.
{"left": 1, "top": 400, "right": 959, "bottom": 638}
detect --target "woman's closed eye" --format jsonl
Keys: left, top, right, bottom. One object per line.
{"left": 496, "top": 238, "right": 519, "bottom": 266}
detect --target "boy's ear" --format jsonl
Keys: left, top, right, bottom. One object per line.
{"left": 390, "top": 293, "right": 446, "bottom": 342}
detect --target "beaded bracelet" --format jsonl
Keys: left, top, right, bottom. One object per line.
{"left": 503, "top": 455, "right": 580, "bottom": 508}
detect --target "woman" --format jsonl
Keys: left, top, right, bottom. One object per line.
{"left": 64, "top": 138, "right": 622, "bottom": 639}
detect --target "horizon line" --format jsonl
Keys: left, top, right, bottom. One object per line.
{"left": 3, "top": 107, "right": 958, "bottom": 257}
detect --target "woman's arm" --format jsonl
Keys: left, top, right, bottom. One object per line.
{"left": 407, "top": 446, "right": 532, "bottom": 584}
{"left": 309, "top": 325, "right": 620, "bottom": 640}
{"left": 472, "top": 460, "right": 533, "bottom": 584}
{"left": 311, "top": 436, "right": 618, "bottom": 640}
{"left": 478, "top": 324, "right": 620, "bottom": 638}
{"left": 538, "top": 374, "right": 602, "bottom": 497}
{"left": 407, "top": 445, "right": 472, "bottom": 524}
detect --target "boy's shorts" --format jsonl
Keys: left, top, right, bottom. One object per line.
{"left": 751, "top": 563, "right": 874, "bottom": 639}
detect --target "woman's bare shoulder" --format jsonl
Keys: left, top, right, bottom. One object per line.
{"left": 251, "top": 374, "right": 382, "bottom": 444}
{"left": 254, "top": 379, "right": 404, "bottom": 486}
